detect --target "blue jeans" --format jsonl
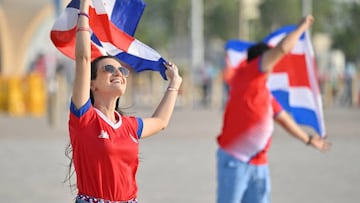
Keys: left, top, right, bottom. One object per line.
{"left": 216, "top": 148, "right": 271, "bottom": 203}
{"left": 75, "top": 198, "right": 87, "bottom": 203}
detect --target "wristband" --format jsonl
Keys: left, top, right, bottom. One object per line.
{"left": 78, "top": 12, "right": 89, "bottom": 19}
{"left": 306, "top": 134, "right": 313, "bottom": 146}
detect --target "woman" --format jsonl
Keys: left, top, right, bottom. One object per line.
{"left": 68, "top": 0, "right": 183, "bottom": 202}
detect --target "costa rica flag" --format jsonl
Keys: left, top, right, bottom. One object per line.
{"left": 50, "top": 0, "right": 168, "bottom": 79}
{"left": 224, "top": 25, "right": 326, "bottom": 136}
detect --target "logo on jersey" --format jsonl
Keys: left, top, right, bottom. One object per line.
{"left": 98, "top": 130, "right": 110, "bottom": 139}
{"left": 128, "top": 134, "right": 138, "bottom": 143}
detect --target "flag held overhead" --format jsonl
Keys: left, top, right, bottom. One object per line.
{"left": 224, "top": 25, "right": 326, "bottom": 136}
{"left": 50, "top": 0, "right": 168, "bottom": 79}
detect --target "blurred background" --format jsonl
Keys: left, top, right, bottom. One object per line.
{"left": 0, "top": 0, "right": 359, "bottom": 123}
{"left": 0, "top": 0, "right": 360, "bottom": 202}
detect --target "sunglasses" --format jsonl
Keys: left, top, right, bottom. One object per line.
{"left": 103, "top": 64, "right": 130, "bottom": 77}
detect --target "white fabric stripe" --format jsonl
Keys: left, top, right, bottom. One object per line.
{"left": 100, "top": 41, "right": 125, "bottom": 56}
{"left": 91, "top": 0, "right": 107, "bottom": 15}
{"left": 127, "top": 39, "right": 162, "bottom": 61}
{"left": 268, "top": 73, "right": 289, "bottom": 91}
{"left": 289, "top": 87, "right": 316, "bottom": 110}
{"left": 52, "top": 8, "right": 78, "bottom": 31}
{"left": 100, "top": 40, "right": 161, "bottom": 61}
{"left": 227, "top": 49, "right": 247, "bottom": 68}
{"left": 268, "top": 33, "right": 306, "bottom": 55}
{"left": 269, "top": 73, "right": 317, "bottom": 111}
{"left": 103, "top": 0, "right": 116, "bottom": 16}
{"left": 267, "top": 33, "right": 285, "bottom": 46}
{"left": 291, "top": 42, "right": 306, "bottom": 55}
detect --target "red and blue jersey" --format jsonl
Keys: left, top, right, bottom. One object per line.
{"left": 217, "top": 56, "right": 283, "bottom": 165}
{"left": 69, "top": 99, "right": 143, "bottom": 201}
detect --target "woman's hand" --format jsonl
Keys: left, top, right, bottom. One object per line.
{"left": 141, "top": 61, "right": 183, "bottom": 138}
{"left": 298, "top": 14, "right": 314, "bottom": 30}
{"left": 309, "top": 134, "right": 332, "bottom": 152}
{"left": 164, "top": 61, "right": 182, "bottom": 89}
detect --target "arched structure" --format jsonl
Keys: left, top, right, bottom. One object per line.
{"left": 0, "top": 0, "right": 62, "bottom": 76}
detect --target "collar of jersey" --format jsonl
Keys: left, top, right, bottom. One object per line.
{"left": 94, "top": 108, "right": 122, "bottom": 129}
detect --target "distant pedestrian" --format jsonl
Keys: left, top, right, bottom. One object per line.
{"left": 216, "top": 15, "right": 331, "bottom": 203}
{"left": 341, "top": 62, "right": 357, "bottom": 106}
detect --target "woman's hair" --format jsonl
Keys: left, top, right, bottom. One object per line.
{"left": 64, "top": 55, "right": 127, "bottom": 190}
{"left": 247, "top": 42, "right": 271, "bottom": 62}
{"left": 64, "top": 143, "right": 76, "bottom": 192}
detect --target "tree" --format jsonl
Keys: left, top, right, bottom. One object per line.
{"left": 204, "top": 0, "right": 238, "bottom": 41}
{"left": 134, "top": 0, "right": 360, "bottom": 65}
{"left": 258, "top": 0, "right": 337, "bottom": 38}
{"left": 136, "top": 0, "right": 239, "bottom": 47}
{"left": 331, "top": 2, "right": 360, "bottom": 63}
{"left": 135, "top": 0, "right": 190, "bottom": 49}
{"left": 257, "top": 0, "right": 301, "bottom": 38}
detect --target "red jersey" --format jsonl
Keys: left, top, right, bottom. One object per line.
{"left": 248, "top": 98, "right": 282, "bottom": 165}
{"left": 69, "top": 99, "right": 143, "bottom": 201}
{"left": 217, "top": 56, "right": 282, "bottom": 165}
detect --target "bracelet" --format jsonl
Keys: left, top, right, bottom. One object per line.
{"left": 306, "top": 134, "right": 313, "bottom": 146}
{"left": 167, "top": 87, "right": 178, "bottom": 91}
{"left": 76, "top": 27, "right": 91, "bottom": 34}
{"left": 78, "top": 12, "right": 89, "bottom": 19}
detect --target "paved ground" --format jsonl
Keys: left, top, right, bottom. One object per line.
{"left": 0, "top": 106, "right": 359, "bottom": 203}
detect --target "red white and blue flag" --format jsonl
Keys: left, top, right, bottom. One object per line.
{"left": 225, "top": 40, "right": 254, "bottom": 69}
{"left": 50, "top": 0, "right": 168, "bottom": 79}
{"left": 224, "top": 25, "right": 326, "bottom": 136}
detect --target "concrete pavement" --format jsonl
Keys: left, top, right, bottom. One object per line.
{"left": 0, "top": 106, "right": 359, "bottom": 203}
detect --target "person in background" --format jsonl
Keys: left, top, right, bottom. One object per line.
{"left": 216, "top": 15, "right": 331, "bottom": 203}
{"left": 66, "top": 0, "right": 182, "bottom": 202}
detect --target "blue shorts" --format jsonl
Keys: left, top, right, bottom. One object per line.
{"left": 216, "top": 148, "right": 271, "bottom": 203}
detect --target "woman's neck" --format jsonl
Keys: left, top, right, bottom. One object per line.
{"left": 94, "top": 104, "right": 118, "bottom": 123}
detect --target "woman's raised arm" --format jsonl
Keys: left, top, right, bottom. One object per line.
{"left": 141, "top": 62, "right": 183, "bottom": 138}
{"left": 72, "top": 0, "right": 91, "bottom": 109}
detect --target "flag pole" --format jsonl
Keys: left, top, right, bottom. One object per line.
{"left": 238, "top": 0, "right": 249, "bottom": 40}
{"left": 191, "top": 0, "right": 205, "bottom": 108}
{"left": 302, "top": 0, "right": 312, "bottom": 16}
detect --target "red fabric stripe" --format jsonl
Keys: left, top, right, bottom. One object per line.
{"left": 50, "top": 29, "right": 103, "bottom": 60}
{"left": 273, "top": 54, "right": 310, "bottom": 87}
{"left": 89, "top": 8, "right": 133, "bottom": 52}
{"left": 50, "top": 27, "right": 77, "bottom": 58}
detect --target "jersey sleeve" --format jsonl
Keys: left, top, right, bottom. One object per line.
{"left": 247, "top": 56, "right": 267, "bottom": 75}
{"left": 258, "top": 55, "right": 267, "bottom": 73}
{"left": 69, "top": 98, "right": 96, "bottom": 127}
{"left": 122, "top": 116, "right": 144, "bottom": 140}
{"left": 271, "top": 96, "right": 283, "bottom": 118}
{"left": 135, "top": 117, "right": 144, "bottom": 139}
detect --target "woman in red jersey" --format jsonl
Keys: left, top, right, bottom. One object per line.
{"left": 66, "top": 0, "right": 182, "bottom": 202}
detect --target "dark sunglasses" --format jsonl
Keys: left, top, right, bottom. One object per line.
{"left": 103, "top": 64, "right": 129, "bottom": 77}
